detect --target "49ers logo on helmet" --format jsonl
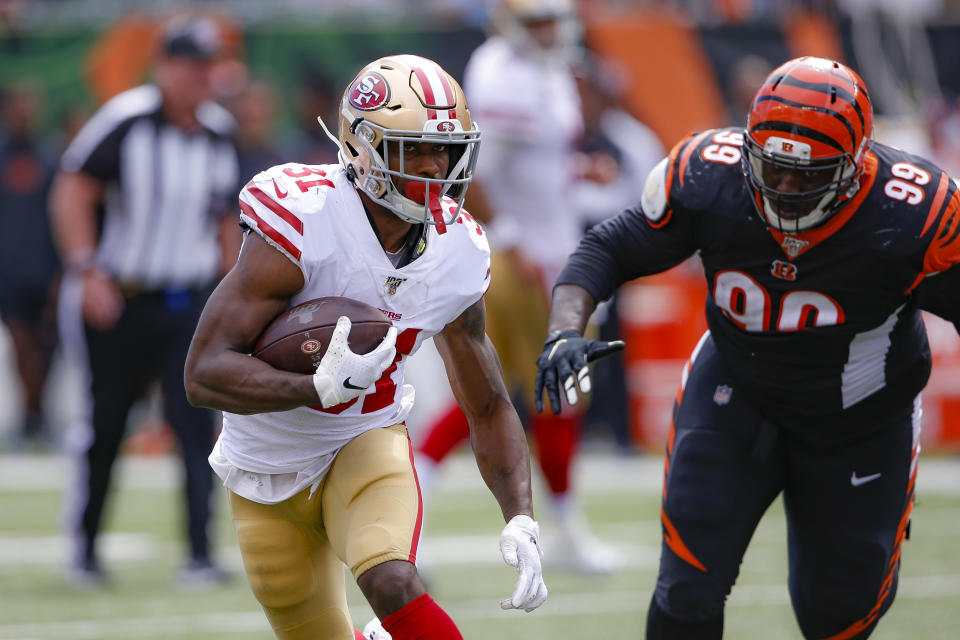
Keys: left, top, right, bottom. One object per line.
{"left": 348, "top": 72, "right": 390, "bottom": 111}
{"left": 437, "top": 121, "right": 455, "bottom": 132}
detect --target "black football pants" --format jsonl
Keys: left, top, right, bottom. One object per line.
{"left": 75, "top": 287, "right": 215, "bottom": 565}
{"left": 647, "top": 334, "right": 917, "bottom": 640}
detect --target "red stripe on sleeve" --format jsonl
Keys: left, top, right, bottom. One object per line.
{"left": 239, "top": 200, "right": 302, "bottom": 261}
{"left": 246, "top": 185, "right": 304, "bottom": 235}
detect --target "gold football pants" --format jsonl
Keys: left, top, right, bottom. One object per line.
{"left": 229, "top": 424, "right": 421, "bottom": 640}
{"left": 484, "top": 250, "right": 550, "bottom": 406}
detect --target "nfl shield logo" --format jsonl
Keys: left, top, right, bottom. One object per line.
{"left": 781, "top": 236, "right": 809, "bottom": 258}
{"left": 713, "top": 384, "right": 733, "bottom": 406}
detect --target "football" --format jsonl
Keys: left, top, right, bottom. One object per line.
{"left": 251, "top": 297, "right": 393, "bottom": 374}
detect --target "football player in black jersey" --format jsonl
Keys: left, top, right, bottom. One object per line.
{"left": 534, "top": 56, "right": 960, "bottom": 639}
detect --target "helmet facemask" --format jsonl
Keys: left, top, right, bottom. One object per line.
{"left": 331, "top": 55, "right": 482, "bottom": 229}
{"left": 348, "top": 118, "right": 480, "bottom": 226}
{"left": 742, "top": 56, "right": 874, "bottom": 235}
{"left": 743, "top": 134, "right": 864, "bottom": 233}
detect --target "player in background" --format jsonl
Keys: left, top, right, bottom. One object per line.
{"left": 414, "top": 0, "right": 621, "bottom": 576}
{"left": 535, "top": 57, "right": 960, "bottom": 639}
{"left": 184, "top": 55, "right": 546, "bottom": 640}
{"left": 571, "top": 52, "right": 665, "bottom": 451}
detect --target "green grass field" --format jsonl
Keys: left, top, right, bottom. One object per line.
{"left": 1, "top": 452, "right": 958, "bottom": 639}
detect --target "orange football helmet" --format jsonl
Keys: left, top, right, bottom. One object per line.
{"left": 743, "top": 57, "right": 874, "bottom": 232}
{"left": 328, "top": 54, "right": 480, "bottom": 227}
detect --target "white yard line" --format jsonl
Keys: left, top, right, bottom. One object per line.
{"left": 2, "top": 453, "right": 958, "bottom": 494}
{"left": 1, "top": 575, "right": 960, "bottom": 639}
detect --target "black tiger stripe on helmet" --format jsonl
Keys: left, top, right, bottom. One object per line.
{"left": 742, "top": 56, "right": 874, "bottom": 233}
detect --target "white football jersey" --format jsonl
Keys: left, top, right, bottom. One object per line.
{"left": 212, "top": 163, "right": 490, "bottom": 502}
{"left": 463, "top": 35, "right": 582, "bottom": 285}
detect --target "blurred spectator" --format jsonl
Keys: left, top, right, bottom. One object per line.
{"left": 571, "top": 53, "right": 664, "bottom": 452}
{"left": 930, "top": 98, "right": 960, "bottom": 177}
{"left": 281, "top": 65, "right": 339, "bottom": 166}
{"left": 726, "top": 54, "right": 773, "bottom": 126}
{"left": 231, "top": 80, "right": 285, "bottom": 183}
{"left": 572, "top": 53, "right": 664, "bottom": 229}
{"left": 49, "top": 14, "right": 240, "bottom": 588}
{"left": 0, "top": 81, "right": 59, "bottom": 448}
{"left": 415, "top": 0, "right": 622, "bottom": 576}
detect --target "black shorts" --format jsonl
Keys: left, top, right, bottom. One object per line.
{"left": 0, "top": 283, "right": 52, "bottom": 324}
{"left": 654, "top": 333, "right": 917, "bottom": 639}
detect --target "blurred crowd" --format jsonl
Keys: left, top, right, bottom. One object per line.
{"left": 2, "top": 0, "right": 960, "bottom": 456}
{"left": 0, "top": 4, "right": 634, "bottom": 453}
{"left": 6, "top": 0, "right": 960, "bottom": 34}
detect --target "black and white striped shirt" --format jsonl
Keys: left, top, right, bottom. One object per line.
{"left": 61, "top": 85, "right": 239, "bottom": 289}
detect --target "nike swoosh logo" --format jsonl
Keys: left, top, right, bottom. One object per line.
{"left": 343, "top": 377, "right": 365, "bottom": 390}
{"left": 850, "top": 471, "right": 882, "bottom": 487}
{"left": 273, "top": 179, "right": 288, "bottom": 199}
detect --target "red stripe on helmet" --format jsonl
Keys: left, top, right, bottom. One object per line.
{"left": 435, "top": 67, "right": 455, "bottom": 104}
{"left": 413, "top": 66, "right": 437, "bottom": 105}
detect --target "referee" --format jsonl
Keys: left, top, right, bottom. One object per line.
{"left": 49, "top": 15, "right": 240, "bottom": 587}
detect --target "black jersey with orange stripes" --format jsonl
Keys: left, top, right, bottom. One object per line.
{"left": 558, "top": 127, "right": 960, "bottom": 447}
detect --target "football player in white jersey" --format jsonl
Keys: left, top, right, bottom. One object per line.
{"left": 185, "top": 55, "right": 547, "bottom": 640}
{"left": 415, "top": 0, "right": 623, "bottom": 576}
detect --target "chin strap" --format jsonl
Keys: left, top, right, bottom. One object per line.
{"left": 316, "top": 115, "right": 351, "bottom": 172}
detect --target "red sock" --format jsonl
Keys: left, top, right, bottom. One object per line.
{"left": 418, "top": 403, "right": 470, "bottom": 463}
{"left": 532, "top": 412, "right": 580, "bottom": 494}
{"left": 382, "top": 593, "right": 463, "bottom": 639}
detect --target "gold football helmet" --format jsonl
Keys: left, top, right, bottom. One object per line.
{"left": 329, "top": 54, "right": 481, "bottom": 227}
{"left": 492, "top": 0, "right": 581, "bottom": 61}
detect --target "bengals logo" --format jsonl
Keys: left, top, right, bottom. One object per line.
{"left": 437, "top": 121, "right": 455, "bottom": 132}
{"left": 348, "top": 72, "right": 390, "bottom": 111}
{"left": 771, "top": 259, "right": 798, "bottom": 281}
{"left": 781, "top": 141, "right": 794, "bottom": 153}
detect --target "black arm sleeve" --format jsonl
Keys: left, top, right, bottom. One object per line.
{"left": 913, "top": 264, "right": 960, "bottom": 335}
{"left": 556, "top": 203, "right": 697, "bottom": 303}
{"left": 77, "top": 126, "right": 126, "bottom": 182}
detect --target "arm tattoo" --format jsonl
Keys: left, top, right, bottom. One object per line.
{"left": 457, "top": 300, "right": 486, "bottom": 341}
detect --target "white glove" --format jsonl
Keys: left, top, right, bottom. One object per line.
{"left": 312, "top": 317, "right": 397, "bottom": 408}
{"left": 499, "top": 514, "right": 548, "bottom": 612}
